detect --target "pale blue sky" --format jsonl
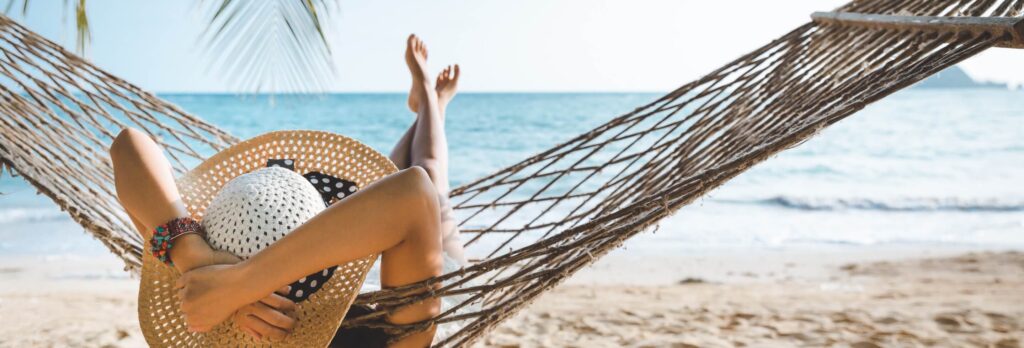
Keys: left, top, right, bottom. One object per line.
{"left": 11, "top": 0, "right": 1024, "bottom": 93}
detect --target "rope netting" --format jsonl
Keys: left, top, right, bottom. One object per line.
{"left": 378, "top": 0, "right": 1021, "bottom": 345}
{"left": 0, "top": 15, "right": 237, "bottom": 270}
{"left": 0, "top": 0, "right": 1019, "bottom": 346}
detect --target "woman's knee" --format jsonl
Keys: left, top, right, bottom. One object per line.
{"left": 397, "top": 167, "right": 437, "bottom": 200}
{"left": 409, "top": 158, "right": 442, "bottom": 184}
{"left": 109, "top": 128, "right": 152, "bottom": 165}
{"left": 394, "top": 167, "right": 441, "bottom": 227}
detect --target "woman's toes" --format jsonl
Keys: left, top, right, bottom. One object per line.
{"left": 437, "top": 66, "right": 449, "bottom": 85}
{"left": 415, "top": 38, "right": 424, "bottom": 55}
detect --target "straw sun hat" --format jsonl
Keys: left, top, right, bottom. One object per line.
{"left": 138, "top": 130, "right": 397, "bottom": 347}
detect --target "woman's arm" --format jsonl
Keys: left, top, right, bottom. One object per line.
{"left": 177, "top": 166, "right": 443, "bottom": 334}
{"left": 110, "top": 128, "right": 220, "bottom": 273}
{"left": 110, "top": 128, "right": 296, "bottom": 339}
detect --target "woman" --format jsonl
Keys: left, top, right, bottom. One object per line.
{"left": 110, "top": 34, "right": 459, "bottom": 348}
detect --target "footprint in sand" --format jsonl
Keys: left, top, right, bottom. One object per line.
{"left": 984, "top": 312, "right": 1019, "bottom": 333}
{"left": 995, "top": 338, "right": 1020, "bottom": 348}
{"left": 934, "top": 310, "right": 987, "bottom": 334}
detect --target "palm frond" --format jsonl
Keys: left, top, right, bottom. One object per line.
{"left": 4, "top": 0, "right": 90, "bottom": 55}
{"left": 200, "top": 0, "right": 337, "bottom": 93}
{"left": 8, "top": 0, "right": 336, "bottom": 92}
{"left": 73, "top": 0, "right": 89, "bottom": 55}
{"left": 2, "top": 0, "right": 27, "bottom": 16}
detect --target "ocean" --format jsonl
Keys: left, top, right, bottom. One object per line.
{"left": 2, "top": 90, "right": 1023, "bottom": 259}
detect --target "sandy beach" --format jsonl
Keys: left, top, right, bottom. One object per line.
{"left": 0, "top": 245, "right": 1021, "bottom": 347}
{"left": 1, "top": 0, "right": 1023, "bottom": 347}
{"left": 479, "top": 247, "right": 1024, "bottom": 347}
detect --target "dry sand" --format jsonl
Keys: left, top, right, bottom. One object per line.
{"left": 0, "top": 255, "right": 143, "bottom": 347}
{"left": 1, "top": 247, "right": 1022, "bottom": 347}
{"left": 479, "top": 248, "right": 1024, "bottom": 348}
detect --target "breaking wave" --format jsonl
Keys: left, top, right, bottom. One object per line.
{"left": 0, "top": 208, "right": 67, "bottom": 223}
{"left": 735, "top": 196, "right": 1024, "bottom": 212}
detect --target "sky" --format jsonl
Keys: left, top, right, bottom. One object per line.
{"left": 11, "top": 0, "right": 1024, "bottom": 93}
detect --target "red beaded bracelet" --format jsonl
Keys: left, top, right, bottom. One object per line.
{"left": 150, "top": 217, "right": 206, "bottom": 267}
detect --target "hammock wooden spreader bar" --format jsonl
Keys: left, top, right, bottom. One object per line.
{"left": 0, "top": 0, "right": 1020, "bottom": 346}
{"left": 812, "top": 11, "right": 1024, "bottom": 48}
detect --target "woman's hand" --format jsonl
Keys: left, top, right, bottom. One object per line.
{"left": 174, "top": 241, "right": 298, "bottom": 337}
{"left": 233, "top": 286, "right": 297, "bottom": 341}
{"left": 176, "top": 263, "right": 249, "bottom": 332}
{"left": 177, "top": 252, "right": 297, "bottom": 338}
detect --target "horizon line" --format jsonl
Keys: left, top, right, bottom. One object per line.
{"left": 152, "top": 90, "right": 670, "bottom": 95}
{"left": 150, "top": 88, "right": 1021, "bottom": 95}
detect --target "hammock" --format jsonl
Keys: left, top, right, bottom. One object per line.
{"left": 0, "top": 0, "right": 1021, "bottom": 346}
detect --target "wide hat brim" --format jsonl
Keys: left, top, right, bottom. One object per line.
{"left": 138, "top": 130, "right": 397, "bottom": 347}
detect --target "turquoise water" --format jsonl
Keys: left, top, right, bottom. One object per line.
{"left": 2, "top": 90, "right": 1023, "bottom": 256}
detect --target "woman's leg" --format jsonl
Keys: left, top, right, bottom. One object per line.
{"left": 391, "top": 36, "right": 459, "bottom": 175}
{"left": 412, "top": 63, "right": 468, "bottom": 264}
{"left": 409, "top": 64, "right": 459, "bottom": 194}
{"left": 401, "top": 35, "right": 464, "bottom": 264}
{"left": 388, "top": 122, "right": 416, "bottom": 170}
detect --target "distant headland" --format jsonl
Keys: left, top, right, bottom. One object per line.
{"left": 914, "top": 66, "right": 1010, "bottom": 89}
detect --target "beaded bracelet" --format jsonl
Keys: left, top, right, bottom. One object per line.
{"left": 150, "top": 217, "right": 206, "bottom": 267}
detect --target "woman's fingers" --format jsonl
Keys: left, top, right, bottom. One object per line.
{"left": 176, "top": 274, "right": 294, "bottom": 336}
{"left": 249, "top": 301, "right": 296, "bottom": 331}
{"left": 235, "top": 305, "right": 291, "bottom": 341}
{"left": 260, "top": 292, "right": 297, "bottom": 312}
{"left": 232, "top": 294, "right": 296, "bottom": 341}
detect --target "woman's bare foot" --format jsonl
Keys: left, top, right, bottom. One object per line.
{"left": 406, "top": 34, "right": 431, "bottom": 113}
{"left": 435, "top": 64, "right": 460, "bottom": 114}
{"left": 408, "top": 64, "right": 460, "bottom": 115}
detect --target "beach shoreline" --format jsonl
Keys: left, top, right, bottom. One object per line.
{"left": 1, "top": 244, "right": 1021, "bottom": 347}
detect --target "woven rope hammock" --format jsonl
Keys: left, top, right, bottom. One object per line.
{"left": 1, "top": 0, "right": 1021, "bottom": 346}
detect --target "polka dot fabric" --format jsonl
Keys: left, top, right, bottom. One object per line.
{"left": 268, "top": 158, "right": 361, "bottom": 206}
{"left": 264, "top": 158, "right": 360, "bottom": 303}
{"left": 305, "top": 171, "right": 359, "bottom": 206}
{"left": 138, "top": 130, "right": 397, "bottom": 348}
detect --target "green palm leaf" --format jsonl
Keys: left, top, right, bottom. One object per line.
{"left": 6, "top": 0, "right": 338, "bottom": 93}
{"left": 73, "top": 0, "right": 88, "bottom": 55}
{"left": 3, "top": 0, "right": 90, "bottom": 54}
{"left": 200, "top": 0, "right": 336, "bottom": 92}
